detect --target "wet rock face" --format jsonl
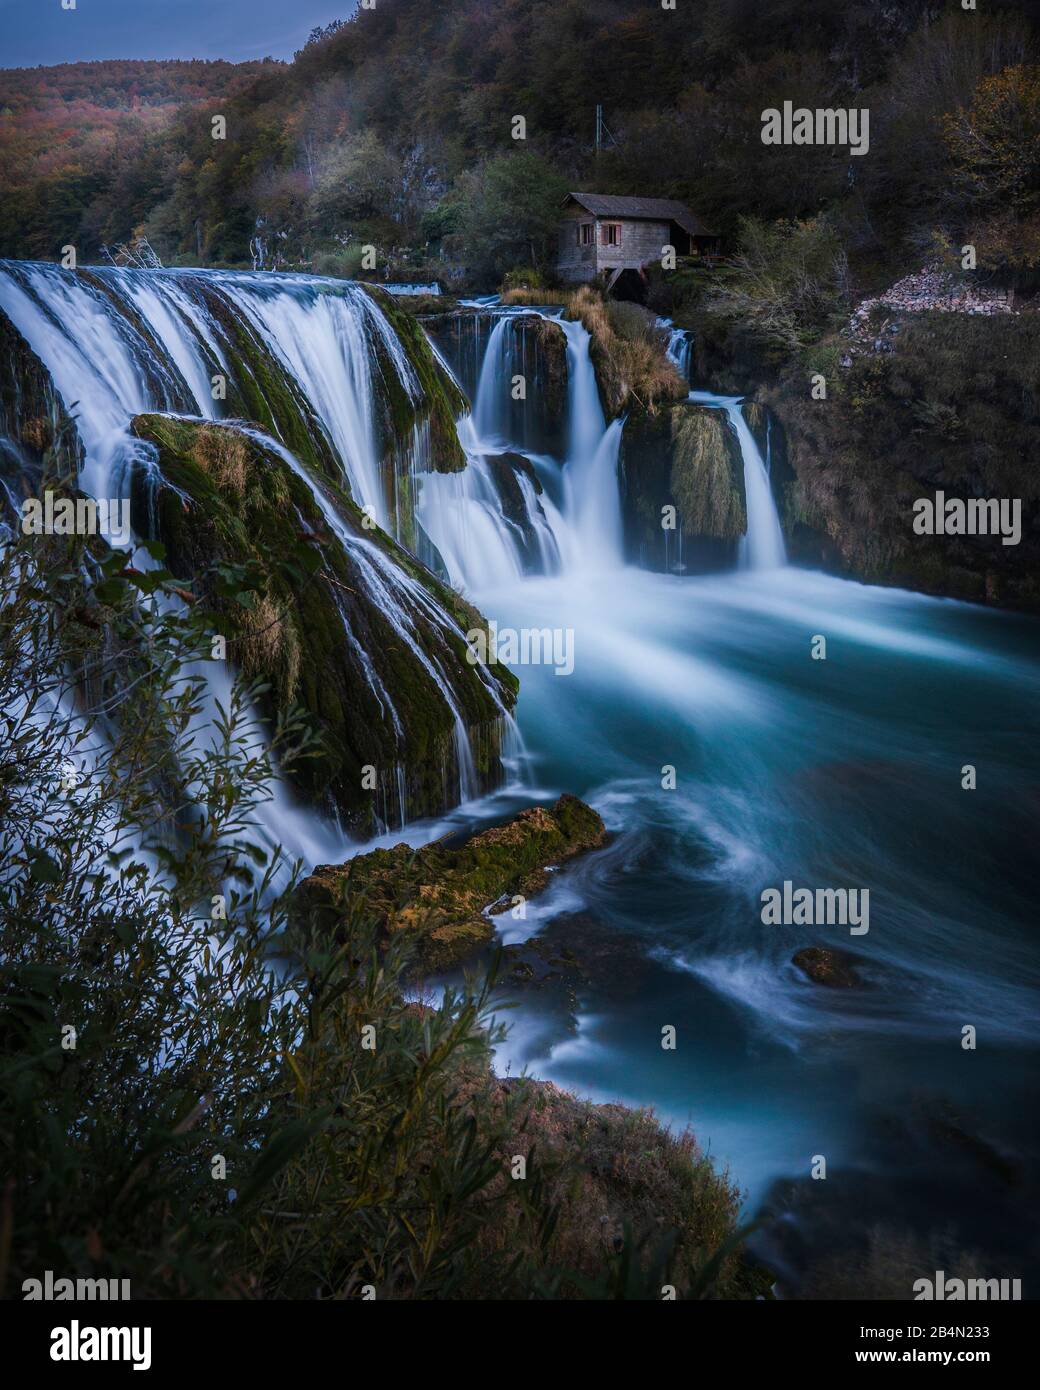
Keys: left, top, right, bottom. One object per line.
{"left": 620, "top": 402, "right": 747, "bottom": 572}
{"left": 669, "top": 405, "right": 747, "bottom": 540}
{"left": 792, "top": 946, "right": 863, "bottom": 988}
{"left": 0, "top": 309, "right": 83, "bottom": 499}
{"left": 131, "top": 413, "right": 514, "bottom": 833}
{"left": 423, "top": 309, "right": 570, "bottom": 458}
{"left": 767, "top": 312, "right": 1040, "bottom": 612}
{"left": 483, "top": 451, "right": 548, "bottom": 569}
{"left": 292, "top": 793, "right": 607, "bottom": 972}
{"left": 510, "top": 314, "right": 569, "bottom": 437}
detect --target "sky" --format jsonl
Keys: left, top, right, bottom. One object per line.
{"left": 0, "top": 0, "right": 357, "bottom": 68}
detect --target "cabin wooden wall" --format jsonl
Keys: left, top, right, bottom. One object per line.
{"left": 556, "top": 210, "right": 672, "bottom": 281}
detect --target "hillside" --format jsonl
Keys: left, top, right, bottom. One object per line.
{"left": 1, "top": 0, "right": 1036, "bottom": 288}
{"left": 0, "top": 58, "right": 280, "bottom": 258}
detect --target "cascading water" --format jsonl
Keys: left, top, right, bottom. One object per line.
{"left": 416, "top": 298, "right": 1040, "bottom": 1282}
{"left": 663, "top": 322, "right": 693, "bottom": 383}
{"left": 212, "top": 272, "right": 421, "bottom": 528}
{"left": 418, "top": 305, "right": 623, "bottom": 588}
{"left": 558, "top": 318, "right": 624, "bottom": 570}
{"left": 0, "top": 260, "right": 512, "bottom": 844}
{"left": 689, "top": 390, "right": 787, "bottom": 570}
{"left": 664, "top": 319, "right": 787, "bottom": 570}
{"left": 4, "top": 271, "right": 1037, "bottom": 1287}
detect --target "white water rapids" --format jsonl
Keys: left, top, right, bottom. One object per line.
{"left": 3, "top": 270, "right": 1037, "bottom": 1269}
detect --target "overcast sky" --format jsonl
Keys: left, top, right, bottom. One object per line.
{"left": 0, "top": 0, "right": 356, "bottom": 68}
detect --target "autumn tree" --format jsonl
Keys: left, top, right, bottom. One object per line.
{"left": 944, "top": 64, "right": 1040, "bottom": 272}
{"left": 944, "top": 64, "right": 1040, "bottom": 215}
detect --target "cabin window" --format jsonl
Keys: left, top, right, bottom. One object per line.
{"left": 600, "top": 222, "right": 621, "bottom": 247}
{"left": 578, "top": 222, "right": 594, "bottom": 246}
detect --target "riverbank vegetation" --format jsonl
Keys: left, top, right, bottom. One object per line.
{"left": 564, "top": 288, "right": 687, "bottom": 417}
{"left": 0, "top": 516, "right": 754, "bottom": 1299}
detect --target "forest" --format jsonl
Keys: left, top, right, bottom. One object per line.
{"left": 1, "top": 0, "right": 1037, "bottom": 298}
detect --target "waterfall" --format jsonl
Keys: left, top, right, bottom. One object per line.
{"left": 212, "top": 271, "right": 420, "bottom": 528}
{"left": 425, "top": 305, "right": 789, "bottom": 589}
{"left": 0, "top": 260, "right": 512, "bottom": 836}
{"left": 0, "top": 262, "right": 430, "bottom": 529}
{"left": 558, "top": 319, "right": 624, "bottom": 570}
{"left": 419, "top": 306, "right": 623, "bottom": 590}
{"left": 688, "top": 390, "right": 786, "bottom": 571}
{"left": 472, "top": 316, "right": 511, "bottom": 444}
{"left": 663, "top": 322, "right": 693, "bottom": 383}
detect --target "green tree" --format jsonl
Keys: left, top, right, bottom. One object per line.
{"left": 706, "top": 215, "right": 851, "bottom": 359}
{"left": 309, "top": 130, "right": 406, "bottom": 228}
{"left": 450, "top": 151, "right": 568, "bottom": 286}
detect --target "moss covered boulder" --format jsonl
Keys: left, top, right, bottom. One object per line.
{"left": 292, "top": 793, "right": 607, "bottom": 971}
{"left": 670, "top": 405, "right": 747, "bottom": 540}
{"left": 361, "top": 285, "right": 467, "bottom": 468}
{"left": 130, "top": 413, "right": 515, "bottom": 832}
{"left": 620, "top": 402, "right": 747, "bottom": 570}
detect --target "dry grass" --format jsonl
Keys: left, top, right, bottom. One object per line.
{"left": 189, "top": 425, "right": 251, "bottom": 497}
{"left": 237, "top": 593, "right": 301, "bottom": 704}
{"left": 500, "top": 286, "right": 569, "bottom": 306}
{"left": 464, "top": 1073, "right": 748, "bottom": 1297}
{"left": 565, "top": 286, "right": 686, "bottom": 416}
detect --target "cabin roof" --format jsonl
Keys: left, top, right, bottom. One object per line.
{"left": 563, "top": 192, "right": 716, "bottom": 238}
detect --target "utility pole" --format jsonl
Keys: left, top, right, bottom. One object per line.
{"left": 595, "top": 105, "right": 616, "bottom": 157}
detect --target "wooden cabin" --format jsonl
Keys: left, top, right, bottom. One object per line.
{"left": 556, "top": 192, "right": 720, "bottom": 288}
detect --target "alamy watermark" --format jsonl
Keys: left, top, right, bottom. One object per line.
{"left": 761, "top": 101, "right": 869, "bottom": 156}
{"left": 913, "top": 1270, "right": 1022, "bottom": 1301}
{"left": 465, "top": 620, "right": 574, "bottom": 676}
{"left": 24, "top": 1270, "right": 130, "bottom": 1300}
{"left": 761, "top": 880, "right": 869, "bottom": 935}
{"left": 49, "top": 1321, "right": 151, "bottom": 1371}
{"left": 21, "top": 491, "right": 131, "bottom": 546}
{"left": 913, "top": 492, "right": 1021, "bottom": 547}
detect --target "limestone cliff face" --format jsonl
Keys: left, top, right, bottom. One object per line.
{"left": 764, "top": 312, "right": 1040, "bottom": 610}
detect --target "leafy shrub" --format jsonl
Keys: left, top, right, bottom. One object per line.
{"left": 311, "top": 245, "right": 367, "bottom": 279}
{"left": 0, "top": 506, "right": 749, "bottom": 1298}
{"left": 501, "top": 266, "right": 544, "bottom": 292}
{"left": 706, "top": 216, "right": 851, "bottom": 359}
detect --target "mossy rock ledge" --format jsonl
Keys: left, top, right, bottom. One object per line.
{"left": 765, "top": 312, "right": 1040, "bottom": 611}
{"left": 620, "top": 402, "right": 747, "bottom": 569}
{"left": 129, "top": 413, "right": 515, "bottom": 832}
{"left": 292, "top": 793, "right": 607, "bottom": 972}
